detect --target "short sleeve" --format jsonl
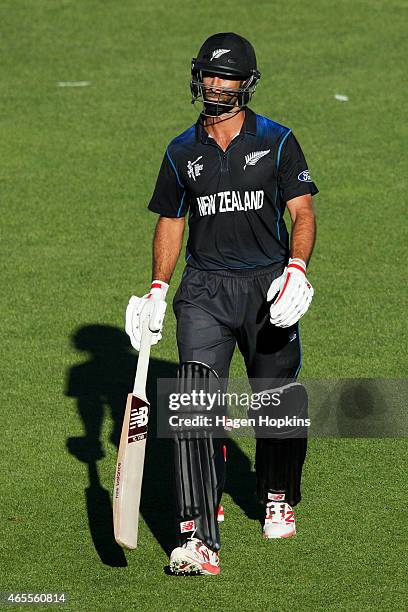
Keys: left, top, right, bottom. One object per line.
{"left": 147, "top": 149, "right": 188, "bottom": 218}
{"left": 277, "top": 132, "right": 319, "bottom": 202}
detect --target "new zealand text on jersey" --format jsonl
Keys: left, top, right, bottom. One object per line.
{"left": 196, "top": 190, "right": 264, "bottom": 217}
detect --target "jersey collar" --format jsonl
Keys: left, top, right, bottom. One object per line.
{"left": 196, "top": 107, "right": 257, "bottom": 144}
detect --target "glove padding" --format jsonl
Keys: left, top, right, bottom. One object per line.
{"left": 267, "top": 258, "right": 314, "bottom": 328}
{"left": 125, "top": 280, "right": 169, "bottom": 351}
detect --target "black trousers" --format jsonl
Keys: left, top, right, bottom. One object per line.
{"left": 172, "top": 263, "right": 307, "bottom": 550}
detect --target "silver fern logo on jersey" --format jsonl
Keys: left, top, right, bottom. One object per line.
{"left": 243, "top": 149, "right": 271, "bottom": 170}
{"left": 210, "top": 48, "right": 230, "bottom": 61}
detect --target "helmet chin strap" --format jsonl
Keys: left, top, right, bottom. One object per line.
{"left": 200, "top": 105, "right": 242, "bottom": 125}
{"left": 203, "top": 100, "right": 236, "bottom": 116}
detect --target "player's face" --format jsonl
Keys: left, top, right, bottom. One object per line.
{"left": 202, "top": 73, "right": 242, "bottom": 104}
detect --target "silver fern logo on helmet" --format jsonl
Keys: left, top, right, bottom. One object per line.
{"left": 210, "top": 48, "right": 230, "bottom": 61}
{"left": 243, "top": 149, "right": 270, "bottom": 170}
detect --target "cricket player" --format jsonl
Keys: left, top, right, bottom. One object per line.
{"left": 125, "top": 32, "right": 318, "bottom": 575}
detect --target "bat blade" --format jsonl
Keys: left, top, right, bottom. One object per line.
{"left": 113, "top": 393, "right": 150, "bottom": 549}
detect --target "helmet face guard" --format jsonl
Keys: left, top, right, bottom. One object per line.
{"left": 191, "top": 63, "right": 260, "bottom": 117}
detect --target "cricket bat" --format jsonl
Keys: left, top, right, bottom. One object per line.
{"left": 113, "top": 316, "right": 153, "bottom": 549}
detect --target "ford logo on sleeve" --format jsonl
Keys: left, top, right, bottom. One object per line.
{"left": 298, "top": 170, "right": 313, "bottom": 182}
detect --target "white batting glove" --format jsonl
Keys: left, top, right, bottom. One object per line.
{"left": 125, "top": 280, "right": 169, "bottom": 351}
{"left": 267, "top": 258, "right": 314, "bottom": 328}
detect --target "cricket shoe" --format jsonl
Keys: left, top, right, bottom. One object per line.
{"left": 263, "top": 492, "right": 296, "bottom": 539}
{"left": 217, "top": 505, "right": 225, "bottom": 523}
{"left": 169, "top": 538, "right": 220, "bottom": 575}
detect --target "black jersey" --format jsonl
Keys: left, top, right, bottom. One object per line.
{"left": 148, "top": 108, "right": 318, "bottom": 271}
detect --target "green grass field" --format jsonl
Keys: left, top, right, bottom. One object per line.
{"left": 1, "top": 0, "right": 407, "bottom": 610}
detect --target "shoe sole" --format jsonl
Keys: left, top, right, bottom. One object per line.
{"left": 263, "top": 529, "right": 296, "bottom": 539}
{"left": 170, "top": 558, "right": 220, "bottom": 576}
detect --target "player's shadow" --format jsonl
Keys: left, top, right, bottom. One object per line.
{"left": 65, "top": 324, "right": 259, "bottom": 566}
{"left": 65, "top": 324, "right": 177, "bottom": 566}
{"left": 223, "top": 440, "right": 259, "bottom": 520}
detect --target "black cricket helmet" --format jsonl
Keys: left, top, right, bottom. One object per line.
{"left": 191, "top": 32, "right": 261, "bottom": 117}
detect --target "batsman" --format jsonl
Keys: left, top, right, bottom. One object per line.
{"left": 125, "top": 32, "right": 318, "bottom": 575}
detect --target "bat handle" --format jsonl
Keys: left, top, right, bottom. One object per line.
{"left": 133, "top": 315, "right": 153, "bottom": 397}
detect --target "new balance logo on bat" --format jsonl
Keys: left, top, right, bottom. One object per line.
{"left": 128, "top": 398, "right": 149, "bottom": 442}
{"left": 243, "top": 149, "right": 270, "bottom": 170}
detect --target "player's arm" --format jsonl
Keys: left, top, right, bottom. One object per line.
{"left": 267, "top": 133, "right": 318, "bottom": 327}
{"left": 125, "top": 147, "right": 188, "bottom": 349}
{"left": 152, "top": 216, "right": 185, "bottom": 284}
{"left": 286, "top": 194, "right": 316, "bottom": 265}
